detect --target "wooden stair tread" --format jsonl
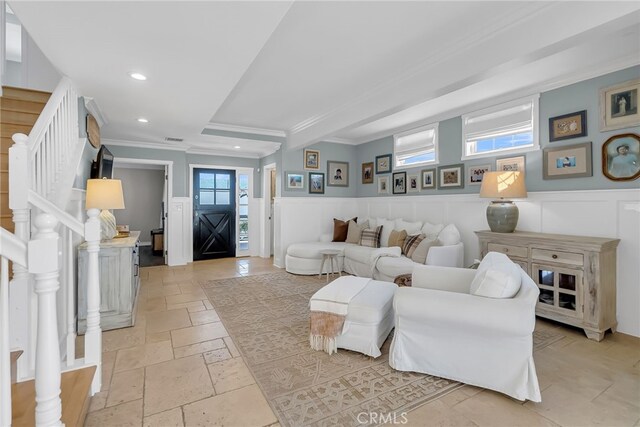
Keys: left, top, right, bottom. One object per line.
{"left": 1, "top": 86, "right": 51, "bottom": 104}
{"left": 11, "top": 365, "right": 96, "bottom": 427}
{"left": 0, "top": 97, "right": 48, "bottom": 114}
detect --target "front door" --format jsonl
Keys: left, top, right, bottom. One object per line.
{"left": 193, "top": 168, "right": 236, "bottom": 260}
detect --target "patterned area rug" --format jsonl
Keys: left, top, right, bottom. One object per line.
{"left": 202, "top": 271, "right": 562, "bottom": 427}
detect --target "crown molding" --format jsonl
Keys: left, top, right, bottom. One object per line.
{"left": 83, "top": 97, "right": 108, "bottom": 127}
{"left": 102, "top": 138, "right": 187, "bottom": 152}
{"left": 322, "top": 137, "right": 358, "bottom": 145}
{"left": 185, "top": 147, "right": 260, "bottom": 159}
{"left": 204, "top": 122, "right": 286, "bottom": 138}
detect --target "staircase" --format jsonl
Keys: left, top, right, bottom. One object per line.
{"left": 0, "top": 78, "right": 103, "bottom": 426}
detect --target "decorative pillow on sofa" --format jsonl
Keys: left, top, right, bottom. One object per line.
{"left": 360, "top": 225, "right": 383, "bottom": 248}
{"left": 332, "top": 217, "right": 357, "bottom": 242}
{"left": 410, "top": 238, "right": 439, "bottom": 264}
{"left": 395, "top": 219, "right": 422, "bottom": 235}
{"left": 470, "top": 252, "right": 522, "bottom": 298}
{"left": 421, "top": 222, "right": 445, "bottom": 240}
{"left": 437, "top": 223, "right": 461, "bottom": 246}
{"left": 346, "top": 220, "right": 368, "bottom": 244}
{"left": 388, "top": 229, "right": 408, "bottom": 248}
{"left": 402, "top": 234, "right": 424, "bottom": 258}
{"left": 377, "top": 218, "right": 395, "bottom": 248}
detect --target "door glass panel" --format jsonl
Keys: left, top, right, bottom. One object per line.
{"left": 538, "top": 270, "right": 554, "bottom": 286}
{"left": 238, "top": 173, "right": 249, "bottom": 251}
{"left": 200, "top": 173, "right": 215, "bottom": 189}
{"left": 559, "top": 294, "right": 576, "bottom": 311}
{"left": 239, "top": 205, "right": 248, "bottom": 216}
{"left": 199, "top": 190, "right": 215, "bottom": 205}
{"left": 216, "top": 174, "right": 231, "bottom": 189}
{"left": 215, "top": 190, "right": 230, "bottom": 205}
{"left": 239, "top": 174, "right": 249, "bottom": 190}
{"left": 559, "top": 273, "right": 576, "bottom": 291}
{"left": 539, "top": 289, "right": 554, "bottom": 305}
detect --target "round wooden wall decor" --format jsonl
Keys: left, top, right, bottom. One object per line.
{"left": 86, "top": 114, "right": 101, "bottom": 148}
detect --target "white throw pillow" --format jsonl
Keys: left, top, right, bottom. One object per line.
{"left": 421, "top": 222, "right": 445, "bottom": 241}
{"left": 363, "top": 217, "right": 377, "bottom": 228}
{"left": 437, "top": 224, "right": 461, "bottom": 246}
{"left": 395, "top": 219, "right": 422, "bottom": 235}
{"left": 378, "top": 218, "right": 395, "bottom": 248}
{"left": 470, "top": 265, "right": 521, "bottom": 298}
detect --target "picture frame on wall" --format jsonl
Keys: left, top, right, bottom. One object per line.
{"left": 308, "top": 172, "right": 325, "bottom": 194}
{"left": 327, "top": 161, "right": 349, "bottom": 187}
{"left": 407, "top": 174, "right": 420, "bottom": 192}
{"left": 437, "top": 164, "right": 464, "bottom": 189}
{"left": 362, "top": 162, "right": 374, "bottom": 184}
{"left": 599, "top": 78, "right": 640, "bottom": 131}
{"left": 467, "top": 164, "right": 492, "bottom": 186}
{"left": 496, "top": 155, "right": 526, "bottom": 174}
{"left": 376, "top": 154, "right": 392, "bottom": 174}
{"left": 377, "top": 175, "right": 390, "bottom": 194}
{"left": 304, "top": 149, "right": 320, "bottom": 170}
{"left": 601, "top": 133, "right": 640, "bottom": 181}
{"left": 543, "top": 141, "right": 592, "bottom": 180}
{"left": 392, "top": 171, "right": 406, "bottom": 194}
{"left": 421, "top": 168, "right": 435, "bottom": 189}
{"left": 286, "top": 172, "right": 304, "bottom": 190}
{"left": 549, "top": 110, "right": 587, "bottom": 142}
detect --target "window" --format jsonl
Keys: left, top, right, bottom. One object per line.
{"left": 462, "top": 94, "right": 540, "bottom": 160}
{"left": 393, "top": 123, "right": 438, "bottom": 169}
{"left": 238, "top": 173, "right": 249, "bottom": 252}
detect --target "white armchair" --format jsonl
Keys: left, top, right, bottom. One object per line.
{"left": 389, "top": 254, "right": 542, "bottom": 402}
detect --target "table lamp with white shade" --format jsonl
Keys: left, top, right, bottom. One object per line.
{"left": 86, "top": 178, "right": 125, "bottom": 240}
{"left": 479, "top": 171, "right": 527, "bottom": 233}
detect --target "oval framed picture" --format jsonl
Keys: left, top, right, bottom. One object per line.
{"left": 602, "top": 133, "right": 640, "bottom": 181}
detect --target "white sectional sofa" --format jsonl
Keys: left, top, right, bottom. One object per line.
{"left": 285, "top": 218, "right": 464, "bottom": 280}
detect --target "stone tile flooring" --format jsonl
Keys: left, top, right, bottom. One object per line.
{"left": 83, "top": 257, "right": 640, "bottom": 426}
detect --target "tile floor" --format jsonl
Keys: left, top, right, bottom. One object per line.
{"left": 84, "top": 257, "right": 640, "bottom": 427}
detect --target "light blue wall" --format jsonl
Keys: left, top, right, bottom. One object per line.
{"left": 281, "top": 141, "right": 358, "bottom": 197}
{"left": 356, "top": 66, "right": 640, "bottom": 197}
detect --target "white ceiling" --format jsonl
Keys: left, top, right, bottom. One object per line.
{"left": 9, "top": 1, "right": 640, "bottom": 157}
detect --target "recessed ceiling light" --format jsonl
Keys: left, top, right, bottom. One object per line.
{"left": 234, "top": 145, "right": 241, "bottom": 149}
{"left": 129, "top": 72, "right": 147, "bottom": 81}
{"left": 137, "top": 118, "right": 149, "bottom": 123}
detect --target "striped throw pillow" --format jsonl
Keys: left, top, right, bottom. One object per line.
{"left": 360, "top": 225, "right": 383, "bottom": 248}
{"left": 402, "top": 234, "right": 425, "bottom": 258}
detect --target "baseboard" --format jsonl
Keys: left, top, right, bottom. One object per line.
{"left": 139, "top": 241, "right": 151, "bottom": 246}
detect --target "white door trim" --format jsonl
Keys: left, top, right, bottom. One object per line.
{"left": 112, "top": 157, "right": 176, "bottom": 265}
{"left": 261, "top": 163, "right": 276, "bottom": 258}
{"left": 188, "top": 164, "right": 258, "bottom": 262}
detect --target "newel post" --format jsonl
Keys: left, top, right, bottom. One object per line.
{"left": 84, "top": 208, "right": 102, "bottom": 394}
{"left": 29, "top": 213, "right": 62, "bottom": 427}
{"left": 9, "top": 133, "right": 34, "bottom": 377}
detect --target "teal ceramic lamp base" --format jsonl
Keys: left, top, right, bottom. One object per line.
{"left": 486, "top": 200, "right": 519, "bottom": 233}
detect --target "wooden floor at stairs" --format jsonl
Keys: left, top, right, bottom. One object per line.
{"left": 0, "top": 86, "right": 51, "bottom": 232}
{"left": 11, "top": 365, "right": 96, "bottom": 427}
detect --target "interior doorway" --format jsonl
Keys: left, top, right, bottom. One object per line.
{"left": 261, "top": 163, "right": 277, "bottom": 258}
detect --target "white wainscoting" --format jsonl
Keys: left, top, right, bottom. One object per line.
{"left": 274, "top": 189, "right": 640, "bottom": 337}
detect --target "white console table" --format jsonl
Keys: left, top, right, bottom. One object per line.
{"left": 77, "top": 231, "right": 141, "bottom": 333}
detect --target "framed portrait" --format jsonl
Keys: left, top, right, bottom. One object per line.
{"left": 496, "top": 156, "right": 526, "bottom": 174}
{"left": 308, "top": 172, "right": 325, "bottom": 194}
{"left": 392, "top": 172, "right": 406, "bottom": 194}
{"left": 421, "top": 168, "right": 435, "bottom": 189}
{"left": 602, "top": 133, "right": 640, "bottom": 181}
{"left": 376, "top": 154, "right": 392, "bottom": 174}
{"left": 543, "top": 142, "right": 592, "bottom": 180}
{"left": 437, "top": 164, "right": 464, "bottom": 189}
{"left": 407, "top": 174, "right": 420, "bottom": 192}
{"left": 549, "top": 110, "right": 587, "bottom": 142}
{"left": 362, "top": 162, "right": 374, "bottom": 184}
{"left": 377, "top": 175, "right": 390, "bottom": 194}
{"left": 467, "top": 164, "right": 492, "bottom": 186}
{"left": 599, "top": 79, "right": 640, "bottom": 131}
{"left": 304, "top": 149, "right": 320, "bottom": 170}
{"left": 286, "top": 172, "right": 304, "bottom": 190}
{"left": 327, "top": 161, "right": 349, "bottom": 187}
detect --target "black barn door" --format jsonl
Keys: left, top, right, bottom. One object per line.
{"left": 193, "top": 168, "right": 236, "bottom": 260}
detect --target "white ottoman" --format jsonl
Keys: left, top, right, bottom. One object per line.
{"left": 311, "top": 277, "right": 397, "bottom": 358}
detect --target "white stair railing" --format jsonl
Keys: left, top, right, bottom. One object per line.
{"left": 2, "top": 75, "right": 103, "bottom": 425}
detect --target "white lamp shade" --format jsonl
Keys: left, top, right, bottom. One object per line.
{"left": 479, "top": 171, "right": 527, "bottom": 199}
{"left": 86, "top": 179, "right": 125, "bottom": 210}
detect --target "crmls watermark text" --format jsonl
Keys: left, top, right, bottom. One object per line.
{"left": 356, "top": 411, "right": 408, "bottom": 425}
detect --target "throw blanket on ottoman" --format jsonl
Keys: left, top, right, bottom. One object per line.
{"left": 309, "top": 277, "right": 370, "bottom": 354}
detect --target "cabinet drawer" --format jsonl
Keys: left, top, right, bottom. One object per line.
{"left": 532, "top": 248, "right": 583, "bottom": 266}
{"left": 487, "top": 243, "right": 528, "bottom": 258}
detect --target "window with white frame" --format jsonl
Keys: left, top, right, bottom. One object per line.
{"left": 462, "top": 94, "right": 540, "bottom": 160}
{"left": 394, "top": 123, "right": 438, "bottom": 169}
